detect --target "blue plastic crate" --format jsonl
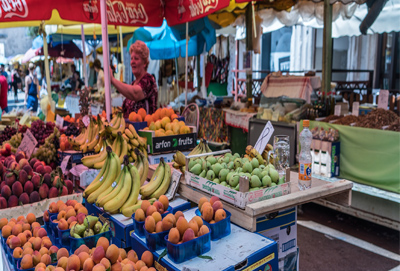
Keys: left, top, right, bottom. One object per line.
{"left": 49, "top": 215, "right": 59, "bottom": 239}
{"left": 69, "top": 230, "right": 112, "bottom": 254}
{"left": 144, "top": 226, "right": 169, "bottom": 251}
{"left": 131, "top": 206, "right": 172, "bottom": 238}
{"left": 195, "top": 209, "right": 231, "bottom": 241}
{"left": 164, "top": 228, "right": 211, "bottom": 264}
{"left": 57, "top": 226, "right": 71, "bottom": 248}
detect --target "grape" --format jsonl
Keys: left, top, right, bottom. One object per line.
{"left": 0, "top": 126, "right": 17, "bottom": 144}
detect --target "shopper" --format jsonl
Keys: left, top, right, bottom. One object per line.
{"left": 0, "top": 74, "right": 8, "bottom": 112}
{"left": 12, "top": 67, "right": 22, "bottom": 103}
{"left": 93, "top": 59, "right": 104, "bottom": 90}
{"left": 24, "top": 63, "right": 39, "bottom": 112}
{"left": 72, "top": 71, "right": 84, "bottom": 91}
{"left": 110, "top": 40, "right": 158, "bottom": 118}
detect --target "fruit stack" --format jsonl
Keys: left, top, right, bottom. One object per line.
{"left": 197, "top": 196, "right": 231, "bottom": 240}
{"left": 0, "top": 152, "right": 74, "bottom": 210}
{"left": 54, "top": 241, "right": 156, "bottom": 271}
{"left": 172, "top": 139, "right": 213, "bottom": 172}
{"left": 188, "top": 147, "right": 282, "bottom": 192}
{"left": 0, "top": 213, "right": 58, "bottom": 270}
{"left": 132, "top": 195, "right": 171, "bottom": 238}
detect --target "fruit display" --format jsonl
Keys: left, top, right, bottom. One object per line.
{"left": 172, "top": 139, "right": 213, "bottom": 172}
{"left": 68, "top": 117, "right": 104, "bottom": 153}
{"left": 52, "top": 241, "right": 156, "bottom": 271}
{"left": 0, "top": 126, "right": 17, "bottom": 145}
{"left": 43, "top": 200, "right": 87, "bottom": 224}
{"left": 188, "top": 146, "right": 282, "bottom": 191}
{"left": 0, "top": 152, "right": 74, "bottom": 209}
{"left": 68, "top": 214, "right": 110, "bottom": 239}
{"left": 140, "top": 158, "right": 171, "bottom": 198}
{"left": 8, "top": 133, "right": 23, "bottom": 149}
{"left": 30, "top": 120, "right": 57, "bottom": 146}
{"left": 31, "top": 127, "right": 60, "bottom": 165}
{"left": 64, "top": 122, "right": 80, "bottom": 137}
{"left": 198, "top": 196, "right": 227, "bottom": 224}
{"left": 0, "top": 213, "right": 58, "bottom": 270}
{"left": 133, "top": 196, "right": 170, "bottom": 224}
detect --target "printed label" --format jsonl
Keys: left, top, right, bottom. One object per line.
{"left": 99, "top": 176, "right": 104, "bottom": 182}
{"left": 299, "top": 162, "right": 312, "bottom": 181}
{"left": 112, "top": 181, "right": 117, "bottom": 188}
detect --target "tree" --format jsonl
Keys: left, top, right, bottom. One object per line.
{"left": 27, "top": 27, "right": 39, "bottom": 38}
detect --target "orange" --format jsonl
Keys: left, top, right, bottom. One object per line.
{"left": 144, "top": 115, "right": 153, "bottom": 126}
{"left": 133, "top": 114, "right": 143, "bottom": 122}
{"left": 138, "top": 108, "right": 147, "bottom": 120}
{"left": 129, "top": 112, "right": 136, "bottom": 122}
{"left": 171, "top": 114, "right": 178, "bottom": 121}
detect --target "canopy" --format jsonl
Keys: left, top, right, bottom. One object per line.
{"left": 22, "top": 41, "right": 84, "bottom": 63}
{"left": 128, "top": 18, "right": 216, "bottom": 59}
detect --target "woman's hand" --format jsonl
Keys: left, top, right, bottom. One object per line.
{"left": 109, "top": 66, "right": 114, "bottom": 79}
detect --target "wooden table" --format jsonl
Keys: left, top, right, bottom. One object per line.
{"left": 148, "top": 165, "right": 353, "bottom": 232}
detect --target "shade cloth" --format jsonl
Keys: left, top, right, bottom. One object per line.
{"left": 223, "top": 108, "right": 257, "bottom": 132}
{"left": 307, "top": 121, "right": 400, "bottom": 194}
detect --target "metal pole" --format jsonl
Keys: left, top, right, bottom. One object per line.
{"left": 41, "top": 22, "right": 53, "bottom": 111}
{"left": 100, "top": 0, "right": 112, "bottom": 122}
{"left": 81, "top": 25, "right": 88, "bottom": 87}
{"left": 185, "top": 22, "right": 189, "bottom": 107}
{"left": 245, "top": 6, "right": 253, "bottom": 101}
{"left": 119, "top": 26, "right": 125, "bottom": 82}
{"left": 322, "top": 0, "right": 333, "bottom": 94}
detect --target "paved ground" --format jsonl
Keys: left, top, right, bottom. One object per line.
{"left": 298, "top": 203, "right": 400, "bottom": 271}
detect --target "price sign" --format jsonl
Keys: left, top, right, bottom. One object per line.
{"left": 165, "top": 168, "right": 182, "bottom": 201}
{"left": 352, "top": 102, "right": 359, "bottom": 117}
{"left": 60, "top": 155, "right": 71, "bottom": 174}
{"left": 82, "top": 115, "right": 90, "bottom": 127}
{"left": 254, "top": 121, "right": 274, "bottom": 154}
{"left": 377, "top": 89, "right": 389, "bottom": 109}
{"left": 56, "top": 115, "right": 64, "bottom": 128}
{"left": 334, "top": 105, "right": 341, "bottom": 116}
{"left": 17, "top": 130, "right": 37, "bottom": 159}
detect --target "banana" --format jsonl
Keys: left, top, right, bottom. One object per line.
{"left": 134, "top": 152, "right": 144, "bottom": 177}
{"left": 140, "top": 152, "right": 149, "bottom": 186}
{"left": 109, "top": 113, "right": 121, "bottom": 128}
{"left": 119, "top": 162, "right": 141, "bottom": 211}
{"left": 112, "top": 135, "right": 122, "bottom": 157}
{"left": 128, "top": 124, "right": 139, "bottom": 139}
{"left": 96, "top": 165, "right": 125, "bottom": 207}
{"left": 83, "top": 152, "right": 111, "bottom": 197}
{"left": 122, "top": 134, "right": 130, "bottom": 142}
{"left": 86, "top": 131, "right": 100, "bottom": 152}
{"left": 173, "top": 151, "right": 186, "bottom": 166}
{"left": 140, "top": 160, "right": 165, "bottom": 197}
{"left": 87, "top": 149, "right": 121, "bottom": 203}
{"left": 149, "top": 159, "right": 171, "bottom": 199}
{"left": 125, "top": 129, "right": 134, "bottom": 139}
{"left": 94, "top": 137, "right": 105, "bottom": 153}
{"left": 119, "top": 137, "right": 128, "bottom": 164}
{"left": 108, "top": 116, "right": 125, "bottom": 136}
{"left": 130, "top": 139, "right": 139, "bottom": 147}
{"left": 121, "top": 200, "right": 142, "bottom": 218}
{"left": 104, "top": 159, "right": 133, "bottom": 213}
{"left": 172, "top": 162, "right": 180, "bottom": 169}
{"left": 81, "top": 143, "right": 108, "bottom": 168}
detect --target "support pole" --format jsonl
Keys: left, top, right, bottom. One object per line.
{"left": 100, "top": 0, "right": 112, "bottom": 122}
{"left": 322, "top": 0, "right": 333, "bottom": 94}
{"left": 201, "top": 53, "right": 207, "bottom": 98}
{"left": 41, "top": 22, "right": 53, "bottom": 112}
{"left": 185, "top": 22, "right": 189, "bottom": 107}
{"left": 119, "top": 26, "right": 125, "bottom": 82}
{"left": 245, "top": 6, "right": 253, "bottom": 101}
{"left": 81, "top": 25, "right": 88, "bottom": 87}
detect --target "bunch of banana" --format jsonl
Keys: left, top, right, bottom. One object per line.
{"left": 186, "top": 138, "right": 212, "bottom": 157}
{"left": 262, "top": 144, "right": 274, "bottom": 164}
{"left": 68, "top": 117, "right": 104, "bottom": 153}
{"left": 245, "top": 145, "right": 266, "bottom": 165}
{"left": 110, "top": 132, "right": 128, "bottom": 164}
{"left": 172, "top": 151, "right": 186, "bottom": 173}
{"left": 124, "top": 124, "right": 148, "bottom": 161}
{"left": 95, "top": 155, "right": 141, "bottom": 214}
{"left": 105, "top": 112, "right": 125, "bottom": 137}
{"left": 133, "top": 148, "right": 149, "bottom": 186}
{"left": 140, "top": 158, "right": 171, "bottom": 199}
{"left": 83, "top": 147, "right": 121, "bottom": 203}
{"left": 121, "top": 198, "right": 157, "bottom": 218}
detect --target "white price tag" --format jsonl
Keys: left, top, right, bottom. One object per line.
{"left": 377, "top": 89, "right": 389, "bottom": 109}
{"left": 334, "top": 105, "right": 341, "bottom": 116}
{"left": 56, "top": 115, "right": 64, "bottom": 128}
{"left": 17, "top": 130, "right": 38, "bottom": 159}
{"left": 254, "top": 121, "right": 274, "bottom": 154}
{"left": 60, "top": 155, "right": 71, "bottom": 174}
{"left": 352, "top": 102, "right": 359, "bottom": 117}
{"left": 82, "top": 115, "right": 90, "bottom": 127}
{"left": 165, "top": 168, "right": 182, "bottom": 201}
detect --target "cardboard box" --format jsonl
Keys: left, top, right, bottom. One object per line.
{"left": 130, "top": 208, "right": 278, "bottom": 271}
{"left": 257, "top": 207, "right": 298, "bottom": 271}
{"left": 138, "top": 127, "right": 197, "bottom": 154}
{"left": 311, "top": 140, "right": 340, "bottom": 178}
{"left": 148, "top": 151, "right": 191, "bottom": 165}
{"left": 185, "top": 171, "right": 291, "bottom": 209}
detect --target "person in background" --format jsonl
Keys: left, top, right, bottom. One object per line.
{"left": 0, "top": 64, "right": 7, "bottom": 78}
{"left": 72, "top": 71, "right": 84, "bottom": 91}
{"left": 0, "top": 74, "right": 8, "bottom": 112}
{"left": 93, "top": 59, "right": 104, "bottom": 90}
{"left": 24, "top": 63, "right": 39, "bottom": 112}
{"left": 12, "top": 67, "right": 22, "bottom": 103}
{"left": 110, "top": 40, "right": 158, "bottom": 118}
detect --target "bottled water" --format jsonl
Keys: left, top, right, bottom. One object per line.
{"left": 298, "top": 120, "right": 313, "bottom": 190}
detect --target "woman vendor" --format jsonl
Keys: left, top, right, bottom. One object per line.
{"left": 110, "top": 41, "right": 158, "bottom": 118}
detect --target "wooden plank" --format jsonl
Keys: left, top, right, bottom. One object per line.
{"left": 322, "top": 0, "right": 333, "bottom": 94}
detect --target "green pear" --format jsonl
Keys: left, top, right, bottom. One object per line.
{"left": 251, "top": 158, "right": 259, "bottom": 169}
{"left": 218, "top": 157, "right": 225, "bottom": 164}
{"left": 206, "top": 156, "right": 217, "bottom": 165}
{"left": 233, "top": 153, "right": 240, "bottom": 159}
{"left": 84, "top": 215, "right": 98, "bottom": 229}
{"left": 93, "top": 221, "right": 102, "bottom": 235}
{"left": 234, "top": 158, "right": 242, "bottom": 169}
{"left": 206, "top": 161, "right": 211, "bottom": 169}
{"left": 219, "top": 168, "right": 229, "bottom": 182}
{"left": 234, "top": 184, "right": 240, "bottom": 191}
{"left": 243, "top": 161, "right": 253, "bottom": 173}
{"left": 199, "top": 169, "right": 206, "bottom": 178}
{"left": 235, "top": 167, "right": 243, "bottom": 173}
{"left": 227, "top": 161, "right": 234, "bottom": 170}
{"left": 190, "top": 164, "right": 202, "bottom": 175}
{"left": 270, "top": 183, "right": 277, "bottom": 187}
{"left": 244, "top": 173, "right": 251, "bottom": 179}
{"left": 212, "top": 163, "right": 223, "bottom": 176}
{"left": 83, "top": 228, "right": 94, "bottom": 237}
{"left": 250, "top": 175, "right": 262, "bottom": 188}
{"left": 224, "top": 153, "right": 232, "bottom": 159}
{"left": 259, "top": 165, "right": 266, "bottom": 170}
{"left": 261, "top": 169, "right": 269, "bottom": 177}
{"left": 201, "top": 159, "right": 207, "bottom": 171}
{"left": 229, "top": 174, "right": 240, "bottom": 187}
{"left": 226, "top": 172, "right": 234, "bottom": 183}
{"left": 188, "top": 160, "right": 197, "bottom": 171}
{"left": 223, "top": 156, "right": 230, "bottom": 163}
{"left": 206, "top": 170, "right": 215, "bottom": 181}
{"left": 262, "top": 175, "right": 272, "bottom": 187}
{"left": 269, "top": 169, "right": 279, "bottom": 183}
{"left": 242, "top": 157, "right": 249, "bottom": 164}
{"left": 220, "top": 181, "right": 227, "bottom": 186}
{"left": 213, "top": 178, "right": 220, "bottom": 184}
{"left": 252, "top": 168, "right": 262, "bottom": 179}
{"left": 278, "top": 176, "right": 285, "bottom": 185}
{"left": 220, "top": 163, "right": 227, "bottom": 169}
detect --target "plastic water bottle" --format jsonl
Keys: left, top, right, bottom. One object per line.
{"left": 298, "top": 120, "right": 313, "bottom": 190}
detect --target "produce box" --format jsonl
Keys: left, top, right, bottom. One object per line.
{"left": 138, "top": 127, "right": 197, "bottom": 154}
{"left": 125, "top": 117, "right": 185, "bottom": 133}
{"left": 185, "top": 170, "right": 291, "bottom": 209}
{"left": 311, "top": 139, "right": 340, "bottom": 178}
{"left": 57, "top": 149, "right": 97, "bottom": 164}
{"left": 148, "top": 151, "right": 190, "bottom": 165}
{"left": 257, "top": 207, "right": 298, "bottom": 271}
{"left": 130, "top": 208, "right": 278, "bottom": 271}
